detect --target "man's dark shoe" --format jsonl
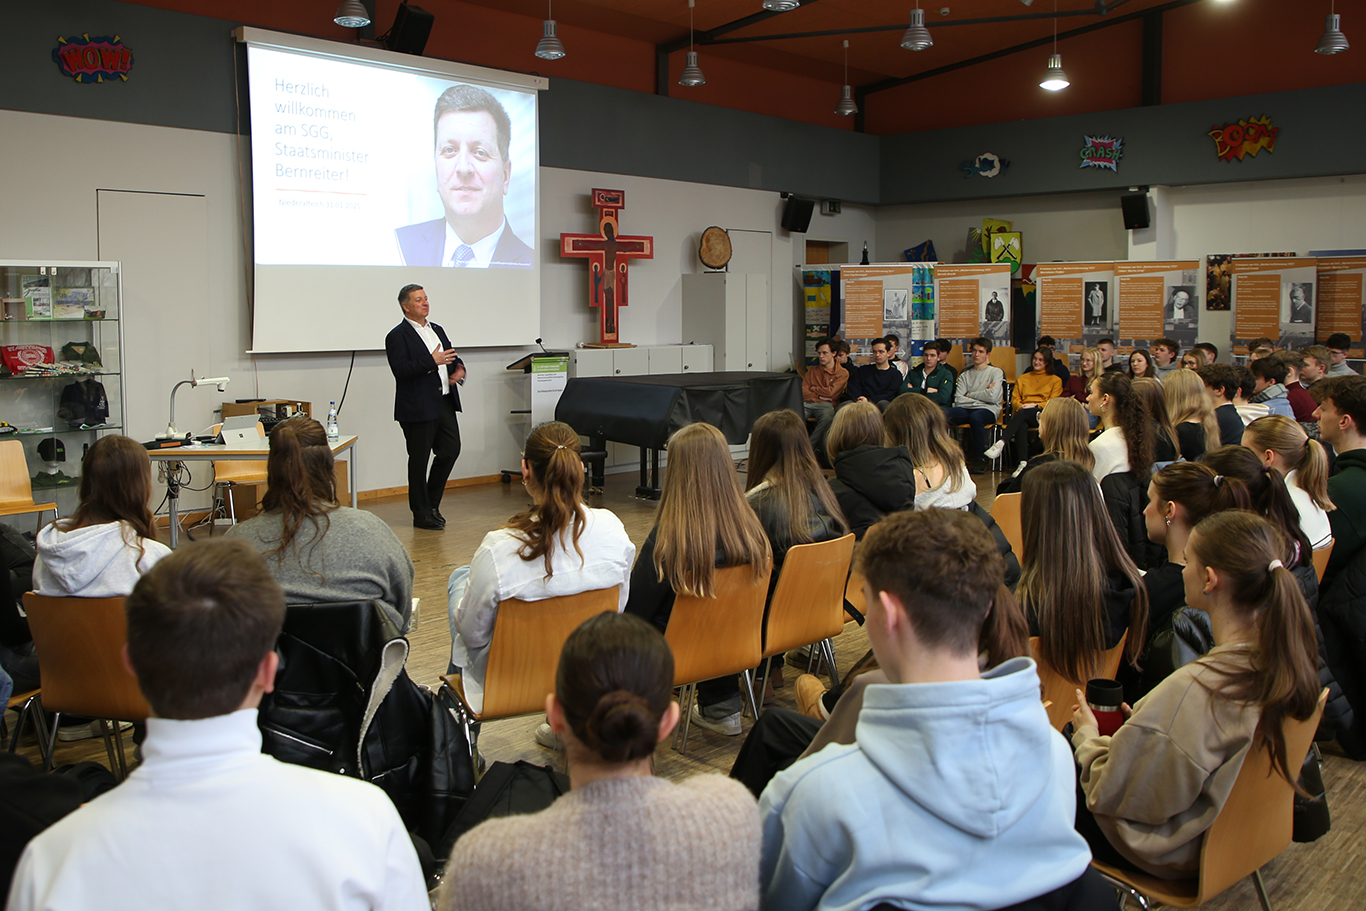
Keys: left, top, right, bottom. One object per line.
{"left": 431, "top": 507, "right": 447, "bottom": 526}
{"left": 413, "top": 511, "right": 443, "bottom": 530}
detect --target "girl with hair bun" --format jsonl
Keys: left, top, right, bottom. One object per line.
{"left": 229, "top": 416, "right": 415, "bottom": 630}
{"left": 1072, "top": 511, "right": 1320, "bottom": 879}
{"left": 1242, "top": 414, "right": 1335, "bottom": 550}
{"left": 438, "top": 612, "right": 760, "bottom": 911}
{"left": 1087, "top": 373, "right": 1154, "bottom": 481}
{"left": 448, "top": 421, "right": 635, "bottom": 718}
{"left": 1201, "top": 445, "right": 1314, "bottom": 577}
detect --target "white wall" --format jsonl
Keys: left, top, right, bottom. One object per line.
{"left": 874, "top": 191, "right": 1130, "bottom": 266}
{"left": 0, "top": 109, "right": 877, "bottom": 501}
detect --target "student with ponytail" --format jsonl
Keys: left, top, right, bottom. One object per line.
{"left": 448, "top": 421, "right": 635, "bottom": 715}
{"left": 1087, "top": 372, "right": 1154, "bottom": 481}
{"left": 1072, "top": 511, "right": 1321, "bottom": 879}
{"left": 229, "top": 416, "right": 415, "bottom": 630}
{"left": 1242, "top": 414, "right": 1335, "bottom": 549}
{"left": 1201, "top": 445, "right": 1315, "bottom": 579}
{"left": 439, "top": 612, "right": 760, "bottom": 911}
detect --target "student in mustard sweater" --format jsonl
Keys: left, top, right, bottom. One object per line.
{"left": 985, "top": 348, "right": 1062, "bottom": 470}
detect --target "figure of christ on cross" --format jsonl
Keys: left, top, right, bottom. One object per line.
{"left": 560, "top": 189, "right": 654, "bottom": 344}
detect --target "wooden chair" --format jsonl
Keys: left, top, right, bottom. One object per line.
{"left": 0, "top": 439, "right": 58, "bottom": 529}
{"left": 210, "top": 421, "right": 267, "bottom": 531}
{"left": 992, "top": 491, "right": 1023, "bottom": 558}
{"left": 989, "top": 345, "right": 1019, "bottom": 382}
{"left": 22, "top": 593, "right": 150, "bottom": 777}
{"left": 1093, "top": 690, "right": 1328, "bottom": 911}
{"left": 1030, "top": 633, "right": 1129, "bottom": 731}
{"left": 762, "top": 534, "right": 856, "bottom": 688}
{"left": 1312, "top": 538, "right": 1334, "bottom": 583}
{"left": 666, "top": 564, "right": 771, "bottom": 753}
{"left": 440, "top": 587, "right": 618, "bottom": 757}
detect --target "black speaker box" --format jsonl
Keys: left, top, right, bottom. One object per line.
{"left": 1121, "top": 193, "right": 1150, "bottom": 230}
{"left": 384, "top": 4, "right": 434, "bottom": 56}
{"left": 780, "top": 196, "right": 815, "bottom": 233}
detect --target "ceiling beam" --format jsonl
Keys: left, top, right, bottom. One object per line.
{"left": 703, "top": 8, "right": 1102, "bottom": 47}
{"left": 1142, "top": 10, "right": 1164, "bottom": 106}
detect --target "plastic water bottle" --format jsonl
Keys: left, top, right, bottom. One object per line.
{"left": 326, "top": 402, "right": 339, "bottom": 443}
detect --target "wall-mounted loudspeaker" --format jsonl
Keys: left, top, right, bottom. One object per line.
{"left": 1120, "top": 193, "right": 1150, "bottom": 230}
{"left": 384, "top": 4, "right": 434, "bottom": 56}
{"left": 780, "top": 196, "right": 815, "bottom": 233}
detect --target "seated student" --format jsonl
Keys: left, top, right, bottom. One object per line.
{"left": 800, "top": 338, "right": 847, "bottom": 463}
{"left": 985, "top": 347, "right": 1062, "bottom": 471}
{"left": 845, "top": 337, "right": 901, "bottom": 410}
{"left": 1163, "top": 368, "right": 1217, "bottom": 463}
{"left": 1248, "top": 337, "right": 1275, "bottom": 357}
{"left": 1098, "top": 338, "right": 1123, "bottom": 374}
{"left": 1243, "top": 415, "right": 1334, "bottom": 550}
{"left": 625, "top": 423, "right": 770, "bottom": 735}
{"left": 1301, "top": 344, "right": 1331, "bottom": 390}
{"left": 229, "top": 417, "right": 415, "bottom": 631}
{"left": 1020, "top": 461, "right": 1148, "bottom": 686}
{"left": 899, "top": 339, "right": 954, "bottom": 407}
{"left": 1279, "top": 351, "right": 1319, "bottom": 422}
{"left": 1139, "top": 463, "right": 1252, "bottom": 693}
{"left": 1202, "top": 445, "right": 1318, "bottom": 602}
{"left": 934, "top": 337, "right": 960, "bottom": 384}
{"left": 758, "top": 509, "right": 1092, "bottom": 911}
{"left": 450, "top": 422, "right": 634, "bottom": 719}
{"left": 7, "top": 539, "right": 428, "bottom": 911}
{"left": 1231, "top": 365, "right": 1270, "bottom": 425}
{"left": 945, "top": 336, "right": 1006, "bottom": 472}
{"left": 1134, "top": 377, "right": 1180, "bottom": 464}
{"left": 884, "top": 394, "right": 976, "bottom": 510}
{"left": 996, "top": 396, "right": 1094, "bottom": 494}
{"left": 1325, "top": 333, "right": 1359, "bottom": 377}
{"left": 832, "top": 338, "right": 851, "bottom": 372}
{"left": 1072, "top": 511, "right": 1321, "bottom": 880}
{"left": 1152, "top": 338, "right": 1181, "bottom": 379}
{"left": 1180, "top": 352, "right": 1201, "bottom": 370}
{"left": 439, "top": 612, "right": 760, "bottom": 911}
{"left": 824, "top": 403, "right": 914, "bottom": 539}
{"left": 883, "top": 333, "right": 909, "bottom": 378}
{"left": 1249, "top": 354, "right": 1295, "bottom": 417}
{"left": 34, "top": 435, "right": 171, "bottom": 598}
{"left": 1197, "top": 363, "right": 1246, "bottom": 446}
{"left": 1313, "top": 376, "right": 1366, "bottom": 585}
{"left": 1038, "top": 335, "right": 1071, "bottom": 384}
{"left": 1087, "top": 372, "right": 1154, "bottom": 481}
{"left": 744, "top": 410, "right": 848, "bottom": 589}
{"left": 1127, "top": 348, "right": 1157, "bottom": 380}
{"left": 1194, "top": 342, "right": 1219, "bottom": 367}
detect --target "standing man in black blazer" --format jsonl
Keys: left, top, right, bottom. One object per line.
{"left": 386, "top": 284, "right": 463, "bottom": 530}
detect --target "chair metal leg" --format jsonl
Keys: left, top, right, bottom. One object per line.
{"left": 1093, "top": 869, "right": 1149, "bottom": 911}
{"left": 43, "top": 711, "right": 63, "bottom": 772}
{"left": 674, "top": 684, "right": 696, "bottom": 753}
{"left": 1252, "top": 869, "right": 1273, "bottom": 911}
{"left": 820, "top": 639, "right": 840, "bottom": 689}
{"left": 97, "top": 720, "right": 124, "bottom": 779}
{"left": 740, "top": 669, "right": 760, "bottom": 723}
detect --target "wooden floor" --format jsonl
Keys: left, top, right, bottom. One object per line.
{"left": 11, "top": 464, "right": 1364, "bottom": 910}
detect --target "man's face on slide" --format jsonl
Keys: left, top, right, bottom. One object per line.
{"left": 434, "top": 109, "right": 510, "bottom": 240}
{"left": 401, "top": 288, "right": 430, "bottom": 324}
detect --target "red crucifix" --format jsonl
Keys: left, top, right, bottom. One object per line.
{"left": 560, "top": 189, "right": 654, "bottom": 344}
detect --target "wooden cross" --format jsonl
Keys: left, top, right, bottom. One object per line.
{"left": 560, "top": 188, "right": 654, "bottom": 344}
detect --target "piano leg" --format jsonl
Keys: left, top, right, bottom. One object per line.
{"left": 636, "top": 447, "right": 662, "bottom": 500}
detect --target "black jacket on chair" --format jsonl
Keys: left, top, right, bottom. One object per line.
{"left": 1315, "top": 547, "right": 1366, "bottom": 759}
{"left": 384, "top": 320, "right": 462, "bottom": 423}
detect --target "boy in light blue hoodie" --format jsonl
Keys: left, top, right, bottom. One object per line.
{"left": 757, "top": 509, "right": 1092, "bottom": 911}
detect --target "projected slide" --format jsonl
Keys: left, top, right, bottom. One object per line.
{"left": 241, "top": 34, "right": 543, "bottom": 354}
{"left": 249, "top": 45, "right": 535, "bottom": 268}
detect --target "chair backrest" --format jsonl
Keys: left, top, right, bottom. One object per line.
{"left": 945, "top": 346, "right": 965, "bottom": 372}
{"left": 22, "top": 593, "right": 151, "bottom": 722}
{"left": 481, "top": 586, "right": 620, "bottom": 719}
{"left": 1030, "top": 632, "right": 1129, "bottom": 731}
{"left": 989, "top": 345, "right": 1019, "bottom": 382}
{"left": 1196, "top": 689, "right": 1328, "bottom": 899}
{"left": 763, "top": 534, "right": 856, "bottom": 658}
{"left": 1312, "top": 539, "right": 1334, "bottom": 583}
{"left": 667, "top": 564, "right": 771, "bottom": 687}
{"left": 0, "top": 439, "right": 38, "bottom": 507}
{"left": 992, "top": 492, "right": 1024, "bottom": 558}
{"left": 214, "top": 422, "right": 269, "bottom": 484}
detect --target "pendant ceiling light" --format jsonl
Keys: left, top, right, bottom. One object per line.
{"left": 1039, "top": 0, "right": 1070, "bottom": 90}
{"left": 901, "top": 5, "right": 933, "bottom": 51}
{"left": 762, "top": 0, "right": 802, "bottom": 11}
{"left": 333, "top": 0, "right": 371, "bottom": 28}
{"left": 535, "top": 0, "right": 566, "bottom": 60}
{"left": 679, "top": 0, "right": 706, "bottom": 86}
{"left": 1315, "top": 3, "right": 1350, "bottom": 55}
{"left": 835, "top": 40, "right": 858, "bottom": 116}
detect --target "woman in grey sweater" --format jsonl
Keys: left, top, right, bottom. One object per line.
{"left": 228, "top": 417, "right": 414, "bottom": 631}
